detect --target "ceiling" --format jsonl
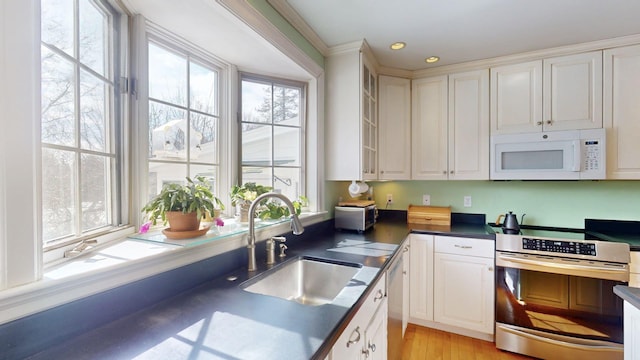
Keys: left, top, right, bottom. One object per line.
{"left": 275, "top": 0, "right": 640, "bottom": 71}
{"left": 121, "top": 0, "right": 311, "bottom": 80}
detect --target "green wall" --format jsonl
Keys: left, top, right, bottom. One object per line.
{"left": 326, "top": 180, "right": 640, "bottom": 229}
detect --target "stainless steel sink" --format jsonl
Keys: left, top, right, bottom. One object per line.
{"left": 241, "top": 256, "right": 362, "bottom": 306}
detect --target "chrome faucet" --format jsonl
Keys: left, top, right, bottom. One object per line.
{"left": 247, "top": 192, "right": 304, "bottom": 271}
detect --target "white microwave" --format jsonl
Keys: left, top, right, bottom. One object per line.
{"left": 490, "top": 128, "right": 606, "bottom": 180}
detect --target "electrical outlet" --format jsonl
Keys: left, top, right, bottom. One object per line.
{"left": 386, "top": 194, "right": 393, "bottom": 203}
{"left": 464, "top": 196, "right": 472, "bottom": 207}
{"left": 422, "top": 194, "right": 431, "bottom": 205}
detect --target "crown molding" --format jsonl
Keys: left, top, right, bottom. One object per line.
{"left": 216, "top": 0, "right": 323, "bottom": 78}
{"left": 267, "top": 0, "right": 329, "bottom": 56}
{"left": 413, "top": 33, "right": 640, "bottom": 78}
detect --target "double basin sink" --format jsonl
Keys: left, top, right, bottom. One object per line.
{"left": 241, "top": 256, "right": 363, "bottom": 306}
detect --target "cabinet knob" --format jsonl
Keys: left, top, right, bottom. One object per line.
{"left": 346, "top": 326, "right": 361, "bottom": 347}
{"left": 546, "top": 120, "right": 552, "bottom": 125}
{"left": 403, "top": 246, "right": 409, "bottom": 252}
{"left": 369, "top": 341, "right": 377, "bottom": 352}
{"left": 488, "top": 266, "right": 494, "bottom": 272}
{"left": 449, "top": 170, "right": 454, "bottom": 174}
{"left": 537, "top": 121, "right": 543, "bottom": 126}
{"left": 443, "top": 171, "right": 447, "bottom": 175}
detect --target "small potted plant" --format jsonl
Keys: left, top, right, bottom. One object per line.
{"left": 142, "top": 176, "right": 224, "bottom": 232}
{"left": 258, "top": 196, "right": 308, "bottom": 220}
{"left": 230, "top": 182, "right": 272, "bottom": 222}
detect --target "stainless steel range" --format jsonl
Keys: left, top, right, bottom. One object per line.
{"left": 495, "top": 228, "right": 630, "bottom": 360}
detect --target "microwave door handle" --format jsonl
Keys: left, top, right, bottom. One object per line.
{"left": 571, "top": 140, "right": 581, "bottom": 172}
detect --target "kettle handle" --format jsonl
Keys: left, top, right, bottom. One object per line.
{"left": 495, "top": 214, "right": 504, "bottom": 226}
{"left": 520, "top": 214, "right": 526, "bottom": 225}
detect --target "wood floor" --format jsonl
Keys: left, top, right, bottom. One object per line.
{"left": 401, "top": 324, "right": 535, "bottom": 360}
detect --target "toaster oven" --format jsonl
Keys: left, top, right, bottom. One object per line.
{"left": 334, "top": 204, "right": 377, "bottom": 232}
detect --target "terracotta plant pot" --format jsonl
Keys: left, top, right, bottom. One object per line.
{"left": 166, "top": 211, "right": 200, "bottom": 231}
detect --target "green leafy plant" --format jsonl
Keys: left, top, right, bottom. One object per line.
{"left": 230, "top": 182, "right": 272, "bottom": 207}
{"left": 142, "top": 176, "right": 224, "bottom": 225}
{"left": 257, "top": 196, "right": 308, "bottom": 220}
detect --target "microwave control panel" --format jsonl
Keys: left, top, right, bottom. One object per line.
{"left": 582, "top": 139, "right": 602, "bottom": 172}
{"left": 522, "top": 237, "right": 597, "bottom": 256}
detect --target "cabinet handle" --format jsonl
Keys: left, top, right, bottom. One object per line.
{"left": 537, "top": 121, "right": 543, "bottom": 126}
{"left": 369, "top": 341, "right": 377, "bottom": 352}
{"left": 454, "top": 244, "right": 472, "bottom": 249}
{"left": 346, "top": 326, "right": 361, "bottom": 347}
{"left": 403, "top": 246, "right": 409, "bottom": 252}
{"left": 546, "top": 120, "right": 552, "bottom": 125}
{"left": 380, "top": 170, "right": 384, "bottom": 174}
{"left": 362, "top": 348, "right": 370, "bottom": 357}
{"left": 373, "top": 289, "right": 384, "bottom": 302}
{"left": 442, "top": 171, "right": 447, "bottom": 175}
{"left": 450, "top": 170, "right": 454, "bottom": 174}
{"left": 403, "top": 270, "right": 407, "bottom": 275}
{"left": 488, "top": 266, "right": 494, "bottom": 272}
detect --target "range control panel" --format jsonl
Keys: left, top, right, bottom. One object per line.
{"left": 522, "top": 237, "right": 597, "bottom": 256}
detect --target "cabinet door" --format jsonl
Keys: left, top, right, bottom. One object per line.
{"left": 449, "top": 69, "right": 490, "bottom": 180}
{"left": 409, "top": 234, "right": 434, "bottom": 321}
{"left": 402, "top": 243, "right": 410, "bottom": 337}
{"left": 379, "top": 75, "right": 411, "bottom": 180}
{"left": 604, "top": 44, "right": 640, "bottom": 179}
{"left": 361, "top": 59, "right": 378, "bottom": 181}
{"left": 624, "top": 301, "right": 640, "bottom": 360}
{"left": 363, "top": 298, "right": 388, "bottom": 360}
{"left": 543, "top": 51, "right": 603, "bottom": 131}
{"left": 411, "top": 76, "right": 448, "bottom": 180}
{"left": 433, "top": 252, "right": 494, "bottom": 334}
{"left": 490, "top": 60, "right": 543, "bottom": 134}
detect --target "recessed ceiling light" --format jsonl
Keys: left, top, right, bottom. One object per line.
{"left": 390, "top": 42, "right": 406, "bottom": 50}
{"left": 425, "top": 56, "right": 440, "bottom": 63}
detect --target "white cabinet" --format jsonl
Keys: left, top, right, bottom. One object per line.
{"left": 624, "top": 301, "right": 640, "bottom": 360}
{"left": 433, "top": 236, "right": 495, "bottom": 335}
{"left": 411, "top": 76, "right": 448, "bottom": 180}
{"left": 378, "top": 75, "right": 411, "bottom": 180}
{"left": 411, "top": 70, "right": 489, "bottom": 180}
{"left": 604, "top": 44, "right": 640, "bottom": 179}
{"left": 544, "top": 51, "right": 603, "bottom": 131}
{"left": 409, "top": 233, "right": 434, "bottom": 322}
{"left": 331, "top": 273, "right": 387, "bottom": 359}
{"left": 490, "top": 60, "right": 543, "bottom": 134}
{"left": 402, "top": 243, "right": 410, "bottom": 337}
{"left": 491, "top": 51, "right": 603, "bottom": 134}
{"left": 326, "top": 41, "right": 378, "bottom": 181}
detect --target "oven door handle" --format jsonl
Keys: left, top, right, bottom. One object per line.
{"left": 497, "top": 323, "right": 623, "bottom": 353}
{"left": 496, "top": 253, "right": 629, "bottom": 282}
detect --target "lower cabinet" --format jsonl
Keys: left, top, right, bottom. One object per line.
{"left": 409, "top": 234, "right": 495, "bottom": 339}
{"left": 331, "top": 273, "right": 387, "bottom": 359}
{"left": 624, "top": 301, "right": 640, "bottom": 360}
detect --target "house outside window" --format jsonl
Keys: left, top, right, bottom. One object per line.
{"left": 240, "top": 74, "right": 305, "bottom": 202}
{"left": 146, "top": 40, "right": 221, "bottom": 201}
{"left": 40, "top": 0, "right": 124, "bottom": 247}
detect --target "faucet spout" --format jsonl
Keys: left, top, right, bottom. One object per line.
{"left": 247, "top": 192, "right": 305, "bottom": 271}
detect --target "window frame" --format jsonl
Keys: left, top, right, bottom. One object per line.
{"left": 40, "top": 0, "right": 131, "bottom": 263}
{"left": 239, "top": 72, "right": 307, "bottom": 201}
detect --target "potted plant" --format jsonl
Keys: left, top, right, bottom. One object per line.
{"left": 258, "top": 196, "right": 308, "bottom": 220}
{"left": 230, "top": 182, "right": 272, "bottom": 222}
{"left": 142, "top": 176, "right": 223, "bottom": 232}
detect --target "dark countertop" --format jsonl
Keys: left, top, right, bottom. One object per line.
{"left": 614, "top": 285, "right": 640, "bottom": 310}
{"left": 28, "top": 212, "right": 494, "bottom": 360}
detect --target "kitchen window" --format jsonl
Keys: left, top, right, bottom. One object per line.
{"left": 240, "top": 74, "right": 305, "bottom": 201}
{"left": 40, "top": 0, "right": 126, "bottom": 249}
{"left": 146, "top": 39, "right": 223, "bottom": 201}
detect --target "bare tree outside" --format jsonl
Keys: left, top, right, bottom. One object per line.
{"left": 41, "top": 0, "right": 116, "bottom": 244}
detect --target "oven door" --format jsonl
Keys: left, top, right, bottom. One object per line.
{"left": 495, "top": 251, "right": 627, "bottom": 360}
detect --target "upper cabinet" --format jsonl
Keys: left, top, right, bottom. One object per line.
{"left": 412, "top": 70, "right": 489, "bottom": 180}
{"left": 326, "top": 41, "right": 378, "bottom": 181}
{"left": 378, "top": 75, "right": 411, "bottom": 180}
{"left": 604, "top": 44, "right": 640, "bottom": 179}
{"left": 491, "top": 51, "right": 603, "bottom": 134}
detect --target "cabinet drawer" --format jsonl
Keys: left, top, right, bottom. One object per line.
{"left": 434, "top": 236, "right": 494, "bottom": 258}
{"left": 358, "top": 273, "right": 386, "bottom": 322}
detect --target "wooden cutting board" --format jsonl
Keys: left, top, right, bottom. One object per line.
{"left": 407, "top": 205, "right": 451, "bottom": 225}
{"left": 337, "top": 199, "right": 376, "bottom": 207}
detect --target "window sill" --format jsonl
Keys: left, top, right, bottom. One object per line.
{"left": 0, "top": 212, "right": 327, "bottom": 326}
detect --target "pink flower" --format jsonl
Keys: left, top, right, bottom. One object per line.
{"left": 139, "top": 221, "right": 152, "bottom": 234}
{"left": 215, "top": 217, "right": 224, "bottom": 227}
